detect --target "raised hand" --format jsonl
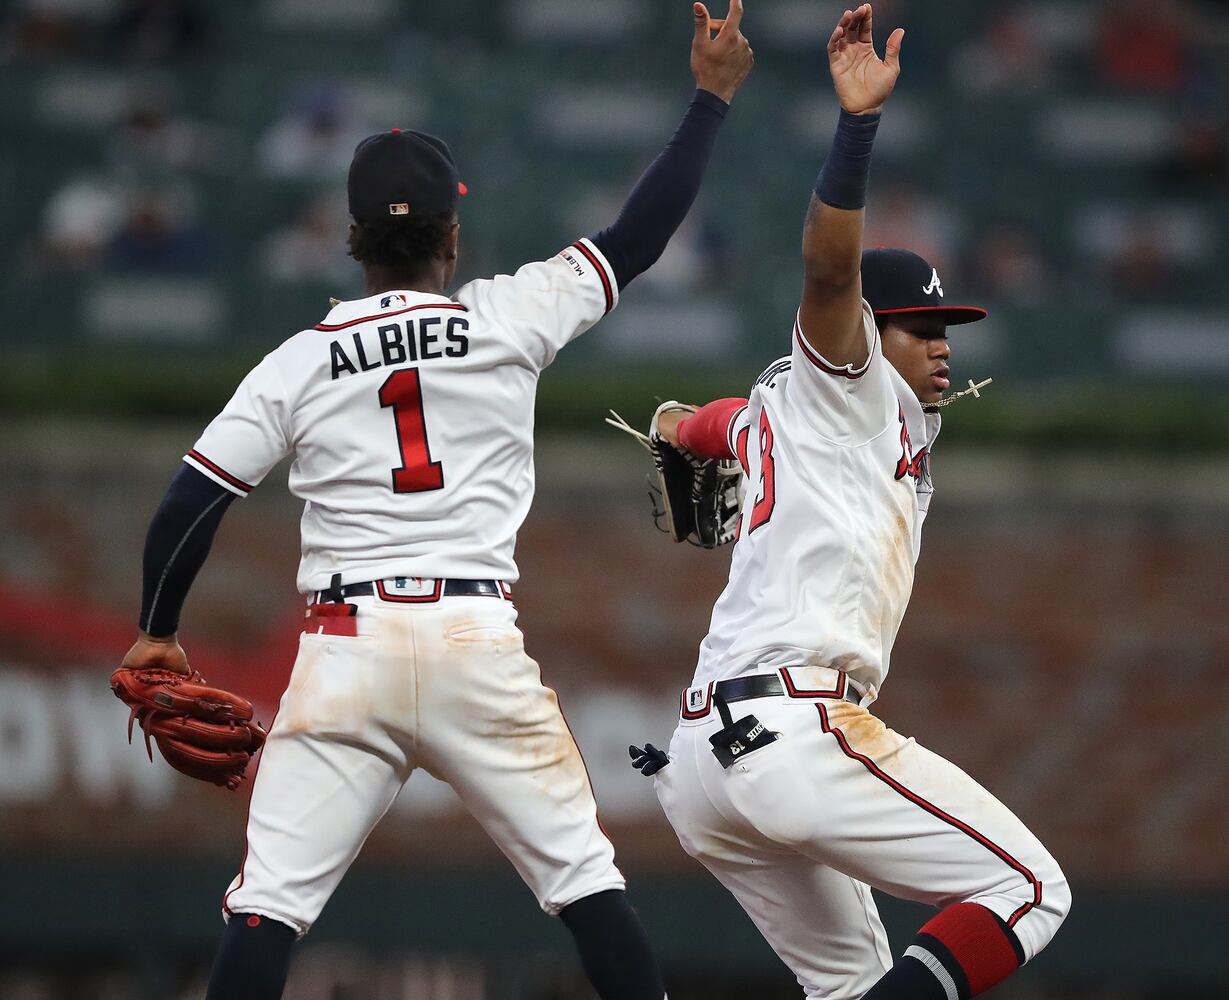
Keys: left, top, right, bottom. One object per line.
{"left": 827, "top": 4, "right": 904, "bottom": 115}
{"left": 691, "top": 0, "right": 755, "bottom": 104}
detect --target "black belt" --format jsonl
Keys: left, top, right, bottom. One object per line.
{"left": 313, "top": 578, "right": 506, "bottom": 603}
{"left": 714, "top": 673, "right": 862, "bottom": 706}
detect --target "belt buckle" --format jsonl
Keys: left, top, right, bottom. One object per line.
{"left": 681, "top": 682, "right": 713, "bottom": 720}
{"left": 389, "top": 576, "right": 435, "bottom": 597}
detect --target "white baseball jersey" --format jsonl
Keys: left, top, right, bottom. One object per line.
{"left": 184, "top": 238, "right": 618, "bottom": 593}
{"left": 694, "top": 301, "right": 941, "bottom": 699}
{"left": 658, "top": 307, "right": 1068, "bottom": 997}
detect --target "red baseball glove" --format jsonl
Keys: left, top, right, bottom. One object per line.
{"left": 110, "top": 667, "right": 267, "bottom": 790}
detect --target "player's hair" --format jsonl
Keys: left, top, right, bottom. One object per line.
{"left": 347, "top": 211, "right": 455, "bottom": 269}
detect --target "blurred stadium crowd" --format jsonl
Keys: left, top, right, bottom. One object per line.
{"left": 3, "top": 0, "right": 1227, "bottom": 375}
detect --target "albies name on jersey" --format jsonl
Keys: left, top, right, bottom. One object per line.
{"left": 327, "top": 313, "right": 470, "bottom": 381}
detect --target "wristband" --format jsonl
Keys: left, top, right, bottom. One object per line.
{"left": 692, "top": 88, "right": 731, "bottom": 119}
{"left": 815, "top": 110, "right": 881, "bottom": 210}
{"left": 677, "top": 397, "right": 746, "bottom": 460}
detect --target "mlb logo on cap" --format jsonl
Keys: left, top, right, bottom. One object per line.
{"left": 348, "top": 129, "right": 467, "bottom": 223}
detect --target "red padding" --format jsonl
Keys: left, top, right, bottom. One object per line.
{"left": 919, "top": 902, "right": 1021, "bottom": 995}
{"left": 677, "top": 397, "right": 748, "bottom": 460}
{"left": 304, "top": 602, "right": 358, "bottom": 637}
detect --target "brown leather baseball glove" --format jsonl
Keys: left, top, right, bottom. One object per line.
{"left": 110, "top": 667, "right": 267, "bottom": 790}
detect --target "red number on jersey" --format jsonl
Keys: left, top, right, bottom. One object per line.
{"left": 379, "top": 369, "right": 444, "bottom": 493}
{"left": 748, "top": 409, "right": 776, "bottom": 533}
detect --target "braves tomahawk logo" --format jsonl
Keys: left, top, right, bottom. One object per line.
{"left": 922, "top": 267, "right": 943, "bottom": 297}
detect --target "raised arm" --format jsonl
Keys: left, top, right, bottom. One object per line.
{"left": 798, "top": 4, "right": 903, "bottom": 367}
{"left": 590, "top": 0, "right": 753, "bottom": 290}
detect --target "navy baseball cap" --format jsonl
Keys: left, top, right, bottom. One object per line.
{"left": 861, "top": 248, "right": 987, "bottom": 326}
{"left": 347, "top": 129, "right": 467, "bottom": 223}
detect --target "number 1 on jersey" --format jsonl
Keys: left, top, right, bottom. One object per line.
{"left": 379, "top": 368, "right": 444, "bottom": 493}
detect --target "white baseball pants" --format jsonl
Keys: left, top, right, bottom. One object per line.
{"left": 655, "top": 665, "right": 1070, "bottom": 999}
{"left": 223, "top": 593, "right": 624, "bottom": 935}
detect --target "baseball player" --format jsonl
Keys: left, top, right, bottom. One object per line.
{"left": 114, "top": 6, "right": 753, "bottom": 998}
{"left": 630, "top": 6, "right": 1069, "bottom": 998}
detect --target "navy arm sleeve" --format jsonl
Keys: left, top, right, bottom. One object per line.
{"left": 139, "top": 464, "right": 237, "bottom": 637}
{"left": 589, "top": 89, "right": 729, "bottom": 290}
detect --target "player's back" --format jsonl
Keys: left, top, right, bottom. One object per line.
{"left": 695, "top": 304, "right": 939, "bottom": 698}
{"left": 284, "top": 289, "right": 539, "bottom": 591}
{"left": 185, "top": 241, "right": 618, "bottom": 594}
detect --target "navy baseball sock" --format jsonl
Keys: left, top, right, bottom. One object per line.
{"left": 862, "top": 903, "right": 1024, "bottom": 1000}
{"left": 861, "top": 953, "right": 949, "bottom": 1000}
{"left": 559, "top": 889, "right": 667, "bottom": 1000}
{"left": 205, "top": 913, "right": 296, "bottom": 1000}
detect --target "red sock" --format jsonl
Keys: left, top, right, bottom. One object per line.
{"left": 913, "top": 902, "right": 1025, "bottom": 996}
